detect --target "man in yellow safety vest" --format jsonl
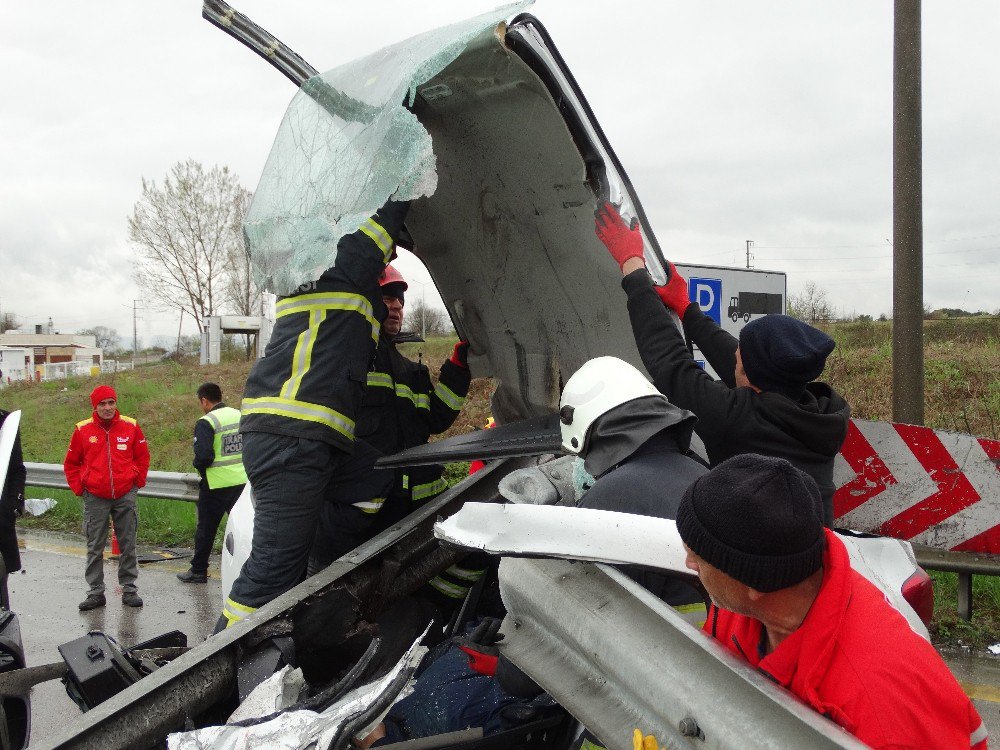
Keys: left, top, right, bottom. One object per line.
{"left": 178, "top": 382, "right": 247, "bottom": 584}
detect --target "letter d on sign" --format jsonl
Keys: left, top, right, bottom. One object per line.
{"left": 689, "top": 277, "right": 722, "bottom": 324}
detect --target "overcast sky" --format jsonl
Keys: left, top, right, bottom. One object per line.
{"left": 2, "top": 1, "right": 998, "bottom": 344}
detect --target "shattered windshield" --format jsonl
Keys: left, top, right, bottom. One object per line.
{"left": 244, "top": 1, "right": 531, "bottom": 296}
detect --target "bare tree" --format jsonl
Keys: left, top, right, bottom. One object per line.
{"left": 223, "top": 189, "right": 262, "bottom": 357}
{"left": 407, "top": 299, "right": 453, "bottom": 337}
{"left": 0, "top": 312, "right": 19, "bottom": 333}
{"left": 78, "top": 326, "right": 121, "bottom": 355}
{"left": 788, "top": 281, "right": 834, "bottom": 323}
{"left": 129, "top": 160, "right": 252, "bottom": 332}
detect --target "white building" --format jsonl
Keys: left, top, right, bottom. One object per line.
{"left": 0, "top": 332, "right": 102, "bottom": 380}
{"left": 0, "top": 346, "right": 33, "bottom": 386}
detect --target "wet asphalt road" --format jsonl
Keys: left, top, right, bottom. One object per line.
{"left": 8, "top": 530, "right": 220, "bottom": 744}
{"left": 8, "top": 531, "right": 1000, "bottom": 746}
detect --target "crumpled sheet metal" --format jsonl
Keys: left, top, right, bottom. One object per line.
{"left": 226, "top": 665, "right": 305, "bottom": 725}
{"left": 434, "top": 502, "right": 691, "bottom": 576}
{"left": 496, "top": 455, "right": 578, "bottom": 506}
{"left": 166, "top": 636, "right": 428, "bottom": 750}
{"left": 245, "top": 1, "right": 532, "bottom": 295}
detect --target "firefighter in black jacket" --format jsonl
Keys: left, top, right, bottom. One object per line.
{"left": 309, "top": 265, "right": 474, "bottom": 602}
{"left": 223, "top": 200, "right": 409, "bottom": 628}
{"left": 594, "top": 202, "right": 850, "bottom": 525}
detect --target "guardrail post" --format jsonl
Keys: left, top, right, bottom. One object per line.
{"left": 957, "top": 572, "right": 973, "bottom": 621}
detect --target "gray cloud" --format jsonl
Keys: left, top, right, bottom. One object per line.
{"left": 1, "top": 0, "right": 998, "bottom": 336}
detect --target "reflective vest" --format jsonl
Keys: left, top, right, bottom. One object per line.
{"left": 199, "top": 406, "right": 248, "bottom": 489}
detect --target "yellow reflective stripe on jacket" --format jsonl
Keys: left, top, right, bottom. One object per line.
{"left": 352, "top": 497, "right": 385, "bottom": 514}
{"left": 359, "top": 217, "right": 394, "bottom": 262}
{"left": 412, "top": 477, "right": 448, "bottom": 502}
{"left": 279, "top": 309, "right": 323, "bottom": 400}
{"left": 673, "top": 601, "right": 708, "bottom": 627}
{"left": 444, "top": 564, "right": 485, "bottom": 582}
{"left": 366, "top": 371, "right": 394, "bottom": 389}
{"left": 580, "top": 741, "right": 607, "bottom": 750}
{"left": 428, "top": 576, "right": 468, "bottom": 599}
{"left": 395, "top": 383, "right": 430, "bottom": 410}
{"left": 366, "top": 371, "right": 430, "bottom": 410}
{"left": 222, "top": 597, "right": 257, "bottom": 626}
{"left": 242, "top": 396, "right": 355, "bottom": 440}
{"left": 275, "top": 292, "right": 379, "bottom": 342}
{"left": 434, "top": 380, "right": 465, "bottom": 411}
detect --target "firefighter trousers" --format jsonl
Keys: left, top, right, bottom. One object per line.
{"left": 224, "top": 431, "right": 392, "bottom": 622}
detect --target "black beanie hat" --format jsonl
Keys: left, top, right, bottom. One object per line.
{"left": 738, "top": 315, "right": 835, "bottom": 397}
{"left": 676, "top": 454, "right": 825, "bottom": 593}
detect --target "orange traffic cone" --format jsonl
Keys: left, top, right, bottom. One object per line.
{"left": 109, "top": 522, "right": 121, "bottom": 558}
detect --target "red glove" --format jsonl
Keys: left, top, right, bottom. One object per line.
{"left": 458, "top": 646, "right": 499, "bottom": 677}
{"left": 595, "top": 201, "right": 644, "bottom": 270}
{"left": 654, "top": 260, "right": 691, "bottom": 316}
{"left": 455, "top": 618, "right": 503, "bottom": 677}
{"left": 449, "top": 341, "right": 470, "bottom": 369}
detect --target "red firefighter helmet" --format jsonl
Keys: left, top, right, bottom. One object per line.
{"left": 379, "top": 264, "right": 408, "bottom": 292}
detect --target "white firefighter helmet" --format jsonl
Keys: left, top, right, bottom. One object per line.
{"left": 559, "top": 356, "right": 666, "bottom": 454}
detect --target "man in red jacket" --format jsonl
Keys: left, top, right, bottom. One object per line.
{"left": 64, "top": 385, "right": 149, "bottom": 611}
{"left": 677, "top": 454, "right": 987, "bottom": 750}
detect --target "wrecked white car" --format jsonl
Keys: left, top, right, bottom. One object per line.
{"left": 42, "top": 3, "right": 930, "bottom": 750}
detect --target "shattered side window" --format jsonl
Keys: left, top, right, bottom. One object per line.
{"left": 244, "top": 1, "right": 532, "bottom": 296}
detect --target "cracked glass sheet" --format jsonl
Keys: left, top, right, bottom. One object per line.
{"left": 245, "top": 1, "right": 532, "bottom": 296}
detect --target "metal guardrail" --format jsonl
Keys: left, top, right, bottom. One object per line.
{"left": 912, "top": 545, "right": 1000, "bottom": 621}
{"left": 500, "top": 557, "right": 869, "bottom": 750}
{"left": 25, "top": 462, "right": 200, "bottom": 502}
{"left": 25, "top": 465, "right": 999, "bottom": 622}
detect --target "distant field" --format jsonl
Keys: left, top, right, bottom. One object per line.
{"left": 3, "top": 320, "right": 1000, "bottom": 644}
{"left": 0, "top": 337, "right": 475, "bottom": 550}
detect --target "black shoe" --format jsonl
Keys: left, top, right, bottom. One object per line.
{"left": 122, "top": 592, "right": 143, "bottom": 608}
{"left": 79, "top": 594, "right": 106, "bottom": 611}
{"left": 177, "top": 569, "right": 207, "bottom": 584}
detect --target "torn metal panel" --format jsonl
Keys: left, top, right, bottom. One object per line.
{"left": 436, "top": 502, "right": 930, "bottom": 638}
{"left": 498, "top": 557, "right": 869, "bottom": 750}
{"left": 434, "top": 503, "right": 692, "bottom": 579}
{"left": 406, "top": 18, "right": 675, "bottom": 421}
{"left": 167, "top": 629, "right": 428, "bottom": 750}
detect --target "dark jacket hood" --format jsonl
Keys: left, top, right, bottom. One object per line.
{"left": 757, "top": 382, "right": 850, "bottom": 458}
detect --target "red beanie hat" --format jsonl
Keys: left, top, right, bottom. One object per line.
{"left": 90, "top": 385, "right": 117, "bottom": 408}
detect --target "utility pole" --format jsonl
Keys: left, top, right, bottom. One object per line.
{"left": 893, "top": 0, "right": 924, "bottom": 425}
{"left": 176, "top": 309, "right": 185, "bottom": 355}
{"left": 745, "top": 240, "right": 754, "bottom": 269}
{"left": 132, "top": 300, "right": 139, "bottom": 366}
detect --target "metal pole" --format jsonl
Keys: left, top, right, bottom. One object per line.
{"left": 132, "top": 300, "right": 139, "bottom": 367}
{"left": 421, "top": 285, "right": 426, "bottom": 339}
{"left": 892, "top": 0, "right": 924, "bottom": 425}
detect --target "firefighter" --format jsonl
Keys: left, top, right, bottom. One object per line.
{"left": 308, "top": 264, "right": 476, "bottom": 607}
{"left": 221, "top": 200, "right": 409, "bottom": 629}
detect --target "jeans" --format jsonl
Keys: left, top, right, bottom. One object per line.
{"left": 83, "top": 489, "right": 138, "bottom": 595}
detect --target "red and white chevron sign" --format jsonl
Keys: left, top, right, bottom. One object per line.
{"left": 833, "top": 419, "right": 1000, "bottom": 553}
